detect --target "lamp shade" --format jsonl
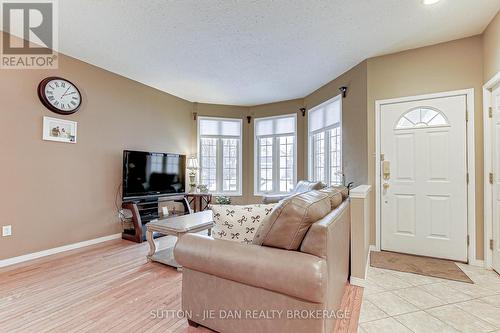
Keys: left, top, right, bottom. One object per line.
{"left": 187, "top": 157, "right": 199, "bottom": 169}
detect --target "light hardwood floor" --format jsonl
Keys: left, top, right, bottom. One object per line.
{"left": 0, "top": 238, "right": 362, "bottom": 333}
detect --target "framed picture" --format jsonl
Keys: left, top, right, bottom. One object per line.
{"left": 43, "top": 116, "right": 77, "bottom": 143}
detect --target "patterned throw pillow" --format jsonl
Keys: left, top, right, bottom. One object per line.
{"left": 210, "top": 204, "right": 275, "bottom": 244}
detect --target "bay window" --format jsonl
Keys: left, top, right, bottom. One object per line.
{"left": 198, "top": 117, "right": 242, "bottom": 195}
{"left": 254, "top": 114, "right": 297, "bottom": 195}
{"left": 308, "top": 95, "right": 342, "bottom": 185}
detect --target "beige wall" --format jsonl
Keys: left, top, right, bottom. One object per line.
{"left": 304, "top": 61, "right": 368, "bottom": 186}
{"left": 194, "top": 99, "right": 304, "bottom": 204}
{"left": 0, "top": 33, "right": 193, "bottom": 260}
{"left": 367, "top": 36, "right": 485, "bottom": 259}
{"left": 483, "top": 10, "right": 500, "bottom": 82}
{"left": 195, "top": 63, "right": 370, "bottom": 205}
{"left": 2, "top": 14, "right": 497, "bottom": 262}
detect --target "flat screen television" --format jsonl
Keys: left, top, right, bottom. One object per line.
{"left": 122, "top": 150, "right": 186, "bottom": 200}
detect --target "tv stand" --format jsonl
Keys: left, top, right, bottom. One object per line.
{"left": 122, "top": 194, "right": 192, "bottom": 243}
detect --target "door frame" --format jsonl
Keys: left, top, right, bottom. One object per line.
{"left": 484, "top": 72, "right": 500, "bottom": 270}
{"left": 375, "top": 89, "right": 476, "bottom": 264}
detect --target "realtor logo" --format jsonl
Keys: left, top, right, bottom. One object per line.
{"left": 1, "top": 0, "right": 58, "bottom": 69}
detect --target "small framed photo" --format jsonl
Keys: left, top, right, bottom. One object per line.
{"left": 43, "top": 116, "right": 77, "bottom": 143}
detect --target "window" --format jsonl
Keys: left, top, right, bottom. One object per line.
{"left": 198, "top": 117, "right": 242, "bottom": 195}
{"left": 308, "top": 95, "right": 342, "bottom": 185}
{"left": 395, "top": 107, "right": 448, "bottom": 129}
{"left": 254, "top": 114, "right": 297, "bottom": 195}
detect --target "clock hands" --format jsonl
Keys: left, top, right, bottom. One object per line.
{"left": 61, "top": 86, "right": 71, "bottom": 98}
{"left": 62, "top": 91, "right": 77, "bottom": 97}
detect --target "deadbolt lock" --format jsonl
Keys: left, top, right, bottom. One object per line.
{"left": 382, "top": 160, "right": 391, "bottom": 180}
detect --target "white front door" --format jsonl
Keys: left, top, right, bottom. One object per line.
{"left": 380, "top": 95, "right": 468, "bottom": 261}
{"left": 492, "top": 84, "right": 500, "bottom": 273}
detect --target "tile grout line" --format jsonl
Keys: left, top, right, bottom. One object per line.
{"left": 360, "top": 291, "right": 500, "bottom": 329}
{"left": 391, "top": 312, "right": 443, "bottom": 333}
{"left": 422, "top": 305, "right": 499, "bottom": 333}
{"left": 358, "top": 299, "right": 391, "bottom": 324}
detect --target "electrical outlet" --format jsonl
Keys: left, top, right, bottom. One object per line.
{"left": 2, "top": 225, "right": 12, "bottom": 237}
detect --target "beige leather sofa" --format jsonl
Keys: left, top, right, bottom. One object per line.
{"left": 174, "top": 190, "right": 350, "bottom": 333}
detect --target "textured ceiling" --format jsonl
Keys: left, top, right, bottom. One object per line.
{"left": 51, "top": 0, "right": 500, "bottom": 105}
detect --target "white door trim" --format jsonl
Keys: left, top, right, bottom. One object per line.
{"left": 375, "top": 89, "right": 476, "bottom": 264}
{"left": 484, "top": 72, "right": 500, "bottom": 270}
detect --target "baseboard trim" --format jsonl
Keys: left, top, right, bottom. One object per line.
{"left": 468, "top": 259, "right": 485, "bottom": 268}
{"left": 369, "top": 245, "right": 378, "bottom": 252}
{"left": 0, "top": 233, "right": 122, "bottom": 268}
{"left": 350, "top": 244, "right": 373, "bottom": 288}
{"left": 350, "top": 276, "right": 367, "bottom": 287}
{"left": 364, "top": 244, "right": 372, "bottom": 279}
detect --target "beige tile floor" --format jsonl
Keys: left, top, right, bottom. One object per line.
{"left": 358, "top": 263, "right": 500, "bottom": 333}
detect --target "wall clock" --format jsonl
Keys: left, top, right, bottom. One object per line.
{"left": 38, "top": 77, "right": 82, "bottom": 115}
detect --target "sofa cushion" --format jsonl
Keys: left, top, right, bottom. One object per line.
{"left": 261, "top": 180, "right": 326, "bottom": 204}
{"left": 252, "top": 190, "right": 332, "bottom": 250}
{"left": 300, "top": 200, "right": 350, "bottom": 258}
{"left": 319, "top": 187, "right": 344, "bottom": 210}
{"left": 210, "top": 204, "right": 275, "bottom": 244}
{"left": 294, "top": 180, "right": 326, "bottom": 193}
{"left": 331, "top": 185, "right": 349, "bottom": 200}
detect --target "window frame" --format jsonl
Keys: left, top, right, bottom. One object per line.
{"left": 307, "top": 94, "right": 343, "bottom": 186}
{"left": 394, "top": 106, "right": 450, "bottom": 130}
{"left": 254, "top": 113, "right": 298, "bottom": 196}
{"left": 197, "top": 116, "right": 243, "bottom": 196}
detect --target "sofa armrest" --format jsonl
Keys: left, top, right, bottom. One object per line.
{"left": 174, "top": 234, "right": 327, "bottom": 303}
{"left": 262, "top": 194, "right": 288, "bottom": 204}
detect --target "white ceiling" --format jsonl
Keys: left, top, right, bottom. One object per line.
{"left": 54, "top": 0, "right": 499, "bottom": 106}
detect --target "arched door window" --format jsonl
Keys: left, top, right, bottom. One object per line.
{"left": 395, "top": 107, "right": 449, "bottom": 129}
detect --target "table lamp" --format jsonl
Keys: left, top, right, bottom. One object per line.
{"left": 187, "top": 156, "right": 199, "bottom": 193}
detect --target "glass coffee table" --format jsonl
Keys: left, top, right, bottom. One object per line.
{"left": 145, "top": 210, "right": 213, "bottom": 270}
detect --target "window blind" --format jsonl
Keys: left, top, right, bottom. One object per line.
{"left": 255, "top": 115, "right": 295, "bottom": 136}
{"left": 199, "top": 118, "right": 241, "bottom": 137}
{"left": 309, "top": 98, "right": 341, "bottom": 133}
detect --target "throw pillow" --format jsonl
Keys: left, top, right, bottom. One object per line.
{"left": 210, "top": 204, "right": 275, "bottom": 244}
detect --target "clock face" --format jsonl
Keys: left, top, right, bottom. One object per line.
{"left": 38, "top": 77, "right": 82, "bottom": 114}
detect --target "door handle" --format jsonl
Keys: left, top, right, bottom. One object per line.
{"left": 383, "top": 183, "right": 390, "bottom": 189}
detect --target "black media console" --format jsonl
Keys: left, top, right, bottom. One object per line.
{"left": 121, "top": 194, "right": 192, "bottom": 243}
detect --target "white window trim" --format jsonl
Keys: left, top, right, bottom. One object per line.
{"left": 197, "top": 116, "right": 243, "bottom": 196}
{"left": 307, "top": 94, "right": 343, "bottom": 185}
{"left": 254, "top": 113, "right": 297, "bottom": 196}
